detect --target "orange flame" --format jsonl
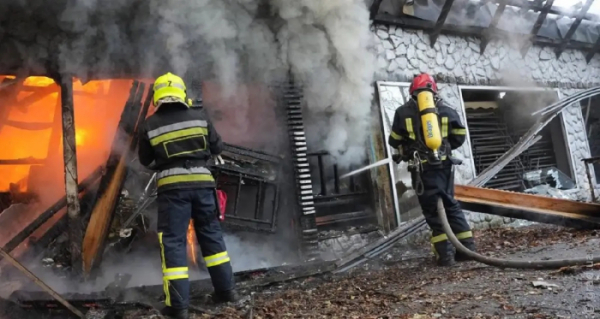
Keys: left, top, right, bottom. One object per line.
{"left": 0, "top": 76, "right": 151, "bottom": 202}
{"left": 187, "top": 220, "right": 197, "bottom": 266}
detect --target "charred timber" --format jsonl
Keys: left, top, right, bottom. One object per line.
{"left": 429, "top": 0, "right": 455, "bottom": 46}
{"left": 4, "top": 120, "right": 53, "bottom": 131}
{"left": 0, "top": 157, "right": 45, "bottom": 165}
{"left": 82, "top": 81, "right": 146, "bottom": 278}
{"left": 480, "top": 0, "right": 508, "bottom": 54}
{"left": 554, "top": 0, "right": 594, "bottom": 58}
{"left": 57, "top": 75, "right": 84, "bottom": 275}
{"left": 520, "top": 0, "right": 554, "bottom": 56}
{"left": 0, "top": 167, "right": 102, "bottom": 259}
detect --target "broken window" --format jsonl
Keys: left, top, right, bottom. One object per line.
{"left": 462, "top": 88, "right": 574, "bottom": 192}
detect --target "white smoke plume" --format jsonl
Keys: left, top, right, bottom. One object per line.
{"left": 53, "top": 0, "right": 376, "bottom": 167}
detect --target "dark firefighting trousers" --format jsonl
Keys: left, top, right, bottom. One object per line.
{"left": 414, "top": 166, "right": 473, "bottom": 261}
{"left": 157, "top": 188, "right": 234, "bottom": 310}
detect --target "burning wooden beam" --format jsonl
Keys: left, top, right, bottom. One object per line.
{"left": 0, "top": 158, "right": 45, "bottom": 165}
{"left": 82, "top": 81, "right": 147, "bottom": 278}
{"left": 0, "top": 167, "right": 103, "bottom": 257}
{"left": 4, "top": 120, "right": 53, "bottom": 131}
{"left": 57, "top": 75, "right": 84, "bottom": 275}
{"left": 0, "top": 78, "right": 23, "bottom": 134}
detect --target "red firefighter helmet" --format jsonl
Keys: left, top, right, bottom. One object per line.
{"left": 409, "top": 73, "right": 438, "bottom": 96}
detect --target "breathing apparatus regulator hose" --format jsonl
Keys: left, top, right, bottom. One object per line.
{"left": 437, "top": 198, "right": 600, "bottom": 269}
{"left": 411, "top": 151, "right": 425, "bottom": 196}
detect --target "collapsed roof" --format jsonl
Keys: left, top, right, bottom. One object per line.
{"left": 372, "top": 0, "right": 600, "bottom": 61}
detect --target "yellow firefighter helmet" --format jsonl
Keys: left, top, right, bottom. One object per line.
{"left": 152, "top": 72, "right": 188, "bottom": 107}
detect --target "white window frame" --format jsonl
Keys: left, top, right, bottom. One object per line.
{"left": 457, "top": 85, "right": 577, "bottom": 185}
{"left": 375, "top": 81, "right": 412, "bottom": 225}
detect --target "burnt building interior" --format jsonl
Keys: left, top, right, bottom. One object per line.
{"left": 462, "top": 89, "right": 575, "bottom": 192}
{"left": 0, "top": 2, "right": 386, "bottom": 313}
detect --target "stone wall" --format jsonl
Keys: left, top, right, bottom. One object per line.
{"left": 373, "top": 23, "right": 599, "bottom": 235}
{"left": 372, "top": 24, "right": 600, "bottom": 87}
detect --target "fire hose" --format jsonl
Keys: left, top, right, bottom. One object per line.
{"left": 437, "top": 198, "right": 600, "bottom": 269}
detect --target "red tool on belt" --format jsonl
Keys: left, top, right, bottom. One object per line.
{"left": 216, "top": 189, "right": 227, "bottom": 222}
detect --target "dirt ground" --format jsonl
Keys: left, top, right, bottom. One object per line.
{"left": 143, "top": 224, "right": 600, "bottom": 319}
{"left": 5, "top": 224, "right": 599, "bottom": 319}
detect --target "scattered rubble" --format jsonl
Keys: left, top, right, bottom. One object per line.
{"left": 19, "top": 224, "right": 587, "bottom": 319}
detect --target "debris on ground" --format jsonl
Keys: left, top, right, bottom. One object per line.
{"left": 531, "top": 280, "right": 559, "bottom": 289}
{"left": 110, "top": 224, "right": 600, "bottom": 318}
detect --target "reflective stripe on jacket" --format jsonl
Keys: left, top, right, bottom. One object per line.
{"left": 137, "top": 102, "right": 223, "bottom": 192}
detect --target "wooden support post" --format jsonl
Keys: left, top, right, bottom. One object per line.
{"left": 58, "top": 75, "right": 83, "bottom": 275}
{"left": 82, "top": 81, "right": 146, "bottom": 278}
{"left": 554, "top": 0, "right": 594, "bottom": 59}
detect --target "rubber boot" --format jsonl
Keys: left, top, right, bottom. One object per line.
{"left": 161, "top": 306, "right": 189, "bottom": 319}
{"left": 433, "top": 241, "right": 456, "bottom": 267}
{"left": 454, "top": 237, "right": 477, "bottom": 262}
{"left": 212, "top": 289, "right": 240, "bottom": 304}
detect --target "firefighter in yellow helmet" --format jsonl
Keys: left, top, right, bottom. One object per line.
{"left": 137, "top": 72, "right": 238, "bottom": 319}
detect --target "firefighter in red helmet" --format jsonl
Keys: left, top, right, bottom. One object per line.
{"left": 388, "top": 73, "right": 476, "bottom": 266}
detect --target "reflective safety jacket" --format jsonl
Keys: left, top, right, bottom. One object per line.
{"left": 388, "top": 98, "right": 466, "bottom": 168}
{"left": 138, "top": 102, "right": 223, "bottom": 192}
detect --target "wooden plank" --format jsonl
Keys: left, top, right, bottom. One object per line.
{"left": 81, "top": 81, "right": 145, "bottom": 278}
{"left": 4, "top": 120, "right": 53, "bottom": 130}
{"left": 457, "top": 197, "right": 600, "bottom": 229}
{"left": 0, "top": 167, "right": 102, "bottom": 257}
{"left": 520, "top": 0, "right": 554, "bottom": 56}
{"left": 554, "top": 0, "right": 594, "bottom": 58}
{"left": 455, "top": 184, "right": 600, "bottom": 216}
{"left": 429, "top": 0, "right": 455, "bottom": 47}
{"left": 0, "top": 248, "right": 84, "bottom": 318}
{"left": 0, "top": 78, "right": 23, "bottom": 136}
{"left": 480, "top": 0, "right": 508, "bottom": 54}
{"left": 58, "top": 76, "right": 83, "bottom": 275}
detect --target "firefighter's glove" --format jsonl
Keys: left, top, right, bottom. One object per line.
{"left": 392, "top": 154, "right": 402, "bottom": 163}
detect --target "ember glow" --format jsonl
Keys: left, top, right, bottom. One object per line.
{"left": 0, "top": 75, "right": 136, "bottom": 201}
{"left": 187, "top": 220, "right": 198, "bottom": 266}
